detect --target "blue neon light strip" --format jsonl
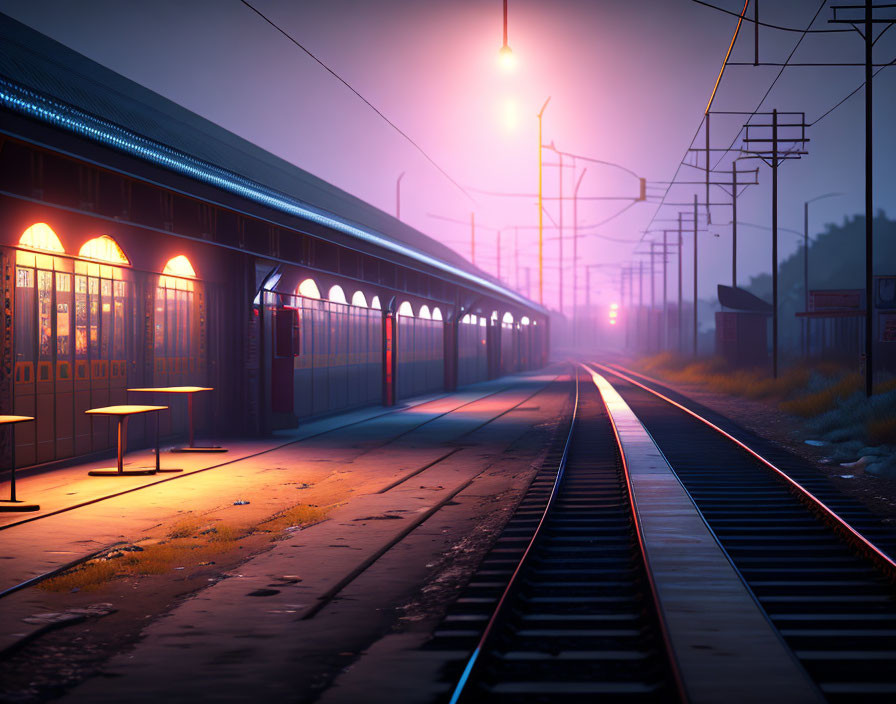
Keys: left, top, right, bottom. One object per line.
{"left": 0, "top": 77, "right": 542, "bottom": 312}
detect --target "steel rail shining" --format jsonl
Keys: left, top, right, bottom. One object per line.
{"left": 585, "top": 365, "right": 689, "bottom": 703}
{"left": 592, "top": 361, "right": 896, "bottom": 580}
{"left": 447, "top": 368, "right": 580, "bottom": 704}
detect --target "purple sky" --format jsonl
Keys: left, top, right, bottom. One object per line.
{"left": 2, "top": 0, "right": 894, "bottom": 314}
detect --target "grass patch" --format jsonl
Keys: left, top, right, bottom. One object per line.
{"left": 258, "top": 503, "right": 334, "bottom": 532}
{"left": 39, "top": 502, "right": 340, "bottom": 593}
{"left": 780, "top": 373, "right": 863, "bottom": 418}
{"left": 635, "top": 353, "right": 810, "bottom": 401}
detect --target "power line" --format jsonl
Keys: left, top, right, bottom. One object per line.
{"left": 812, "top": 54, "right": 896, "bottom": 124}
{"left": 710, "top": 0, "right": 828, "bottom": 172}
{"left": 239, "top": 0, "right": 474, "bottom": 203}
{"left": 690, "top": 0, "right": 852, "bottom": 33}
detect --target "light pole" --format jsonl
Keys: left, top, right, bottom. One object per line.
{"left": 396, "top": 172, "right": 405, "bottom": 220}
{"left": 803, "top": 192, "right": 842, "bottom": 355}
{"left": 537, "top": 96, "right": 551, "bottom": 306}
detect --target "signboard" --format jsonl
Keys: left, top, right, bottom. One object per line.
{"left": 809, "top": 289, "right": 863, "bottom": 312}
{"left": 876, "top": 276, "right": 896, "bottom": 311}
{"left": 881, "top": 313, "right": 896, "bottom": 343}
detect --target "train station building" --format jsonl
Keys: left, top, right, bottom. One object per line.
{"left": 0, "top": 14, "right": 548, "bottom": 469}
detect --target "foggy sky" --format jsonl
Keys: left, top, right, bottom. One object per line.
{"left": 1, "top": 0, "right": 893, "bottom": 313}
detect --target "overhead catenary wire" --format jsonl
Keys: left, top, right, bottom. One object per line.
{"left": 239, "top": 0, "right": 475, "bottom": 203}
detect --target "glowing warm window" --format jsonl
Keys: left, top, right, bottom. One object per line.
{"left": 20, "top": 223, "right": 65, "bottom": 253}
{"left": 461, "top": 314, "right": 471, "bottom": 324}
{"left": 397, "top": 301, "right": 414, "bottom": 317}
{"left": 351, "top": 291, "right": 368, "bottom": 308}
{"left": 79, "top": 236, "right": 129, "bottom": 265}
{"left": 419, "top": 305, "right": 432, "bottom": 319}
{"left": 432, "top": 307, "right": 443, "bottom": 321}
{"left": 328, "top": 285, "right": 347, "bottom": 304}
{"left": 521, "top": 316, "right": 530, "bottom": 325}
{"left": 371, "top": 295, "right": 382, "bottom": 310}
{"left": 163, "top": 255, "right": 196, "bottom": 277}
{"left": 298, "top": 278, "right": 321, "bottom": 299}
{"left": 502, "top": 312, "right": 514, "bottom": 324}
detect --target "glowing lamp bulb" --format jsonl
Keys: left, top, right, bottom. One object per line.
{"left": 609, "top": 319, "right": 617, "bottom": 325}
{"left": 498, "top": 44, "right": 515, "bottom": 71}
{"left": 610, "top": 303, "right": 619, "bottom": 310}
{"left": 609, "top": 310, "right": 618, "bottom": 318}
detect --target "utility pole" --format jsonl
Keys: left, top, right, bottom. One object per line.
{"left": 558, "top": 151, "right": 564, "bottom": 315}
{"left": 830, "top": 1, "right": 895, "bottom": 395}
{"left": 650, "top": 243, "right": 657, "bottom": 352}
{"left": 693, "top": 194, "right": 698, "bottom": 357}
{"left": 638, "top": 260, "right": 644, "bottom": 353}
{"left": 660, "top": 230, "right": 669, "bottom": 350}
{"left": 573, "top": 168, "right": 587, "bottom": 347}
{"left": 741, "top": 110, "right": 808, "bottom": 378}
{"left": 678, "top": 215, "right": 684, "bottom": 354}
{"left": 536, "top": 97, "right": 551, "bottom": 306}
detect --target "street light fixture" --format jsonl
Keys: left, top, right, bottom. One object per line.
{"left": 499, "top": 0, "right": 514, "bottom": 71}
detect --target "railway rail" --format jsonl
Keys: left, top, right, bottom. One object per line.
{"left": 438, "top": 362, "right": 896, "bottom": 703}
{"left": 436, "top": 370, "right": 679, "bottom": 702}
{"left": 588, "top": 362, "right": 896, "bottom": 702}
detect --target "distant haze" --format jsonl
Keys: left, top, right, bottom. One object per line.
{"left": 2, "top": 0, "right": 894, "bottom": 313}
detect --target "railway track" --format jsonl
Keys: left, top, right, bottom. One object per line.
{"left": 435, "top": 371, "right": 679, "bottom": 702}
{"left": 590, "top": 362, "right": 896, "bottom": 702}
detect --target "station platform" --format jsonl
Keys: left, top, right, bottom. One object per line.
{"left": 589, "top": 369, "right": 825, "bottom": 704}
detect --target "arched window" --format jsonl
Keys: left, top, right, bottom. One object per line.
{"left": 298, "top": 278, "right": 321, "bottom": 299}
{"left": 419, "top": 305, "right": 432, "bottom": 319}
{"left": 397, "top": 301, "right": 414, "bottom": 317}
{"left": 161, "top": 255, "right": 196, "bottom": 291}
{"left": 79, "top": 235, "right": 129, "bottom": 265}
{"left": 432, "top": 307, "right": 443, "bottom": 321}
{"left": 328, "top": 284, "right": 347, "bottom": 304}
{"left": 20, "top": 223, "right": 65, "bottom": 253}
{"left": 163, "top": 255, "right": 196, "bottom": 277}
{"left": 521, "top": 316, "right": 531, "bottom": 325}
{"left": 502, "top": 312, "right": 514, "bottom": 325}
{"left": 351, "top": 291, "right": 368, "bottom": 308}
{"left": 371, "top": 295, "right": 382, "bottom": 310}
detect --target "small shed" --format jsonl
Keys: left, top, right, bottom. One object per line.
{"left": 715, "top": 285, "right": 772, "bottom": 368}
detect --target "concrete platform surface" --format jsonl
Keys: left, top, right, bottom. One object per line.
{"left": 589, "top": 368, "right": 825, "bottom": 704}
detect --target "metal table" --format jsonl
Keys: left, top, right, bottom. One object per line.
{"left": 127, "top": 387, "right": 226, "bottom": 453}
{"left": 85, "top": 405, "right": 167, "bottom": 476}
{"left": 0, "top": 415, "right": 38, "bottom": 512}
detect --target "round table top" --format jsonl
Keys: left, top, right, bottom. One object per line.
{"left": 127, "top": 386, "right": 214, "bottom": 394}
{"left": 85, "top": 405, "right": 168, "bottom": 416}
{"left": 0, "top": 415, "right": 35, "bottom": 425}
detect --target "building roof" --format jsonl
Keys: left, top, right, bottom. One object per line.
{"left": 0, "top": 13, "right": 544, "bottom": 313}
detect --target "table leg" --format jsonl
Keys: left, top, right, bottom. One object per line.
{"left": 156, "top": 411, "right": 161, "bottom": 473}
{"left": 188, "top": 392, "right": 194, "bottom": 449}
{"left": 10, "top": 426, "right": 16, "bottom": 501}
{"left": 117, "top": 416, "right": 126, "bottom": 474}
{"left": 171, "top": 392, "right": 226, "bottom": 453}
{"left": 88, "top": 414, "right": 156, "bottom": 477}
{"left": 1, "top": 424, "right": 39, "bottom": 512}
